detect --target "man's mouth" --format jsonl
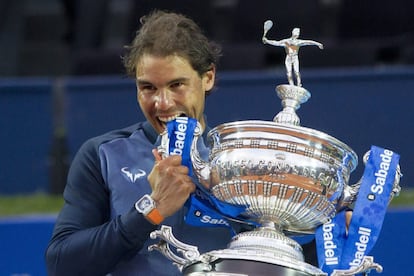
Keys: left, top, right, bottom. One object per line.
{"left": 158, "top": 113, "right": 187, "bottom": 128}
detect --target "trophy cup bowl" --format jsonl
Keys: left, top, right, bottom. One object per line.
{"left": 176, "top": 119, "right": 358, "bottom": 275}
{"left": 191, "top": 120, "right": 357, "bottom": 234}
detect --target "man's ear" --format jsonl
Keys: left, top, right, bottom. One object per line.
{"left": 203, "top": 65, "right": 216, "bottom": 93}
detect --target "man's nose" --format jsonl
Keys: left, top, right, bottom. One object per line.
{"left": 154, "top": 89, "right": 173, "bottom": 110}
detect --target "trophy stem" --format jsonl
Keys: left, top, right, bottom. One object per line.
{"left": 273, "top": 84, "right": 310, "bottom": 126}
{"left": 228, "top": 221, "right": 305, "bottom": 263}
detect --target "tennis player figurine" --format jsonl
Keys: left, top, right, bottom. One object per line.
{"left": 262, "top": 20, "right": 323, "bottom": 87}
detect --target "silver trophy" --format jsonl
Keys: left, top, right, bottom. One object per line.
{"left": 149, "top": 20, "right": 402, "bottom": 276}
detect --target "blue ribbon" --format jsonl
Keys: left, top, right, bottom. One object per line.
{"left": 166, "top": 116, "right": 197, "bottom": 175}
{"left": 166, "top": 117, "right": 248, "bottom": 233}
{"left": 315, "top": 145, "right": 400, "bottom": 274}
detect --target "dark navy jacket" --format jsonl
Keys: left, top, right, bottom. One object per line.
{"left": 45, "top": 121, "right": 234, "bottom": 276}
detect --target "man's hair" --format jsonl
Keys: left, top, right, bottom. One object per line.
{"left": 123, "top": 10, "right": 221, "bottom": 79}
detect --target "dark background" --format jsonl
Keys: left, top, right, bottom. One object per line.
{"left": 1, "top": 0, "right": 413, "bottom": 192}
{"left": 1, "top": 0, "right": 414, "bottom": 77}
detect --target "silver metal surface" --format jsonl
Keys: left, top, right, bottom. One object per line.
{"left": 149, "top": 226, "right": 200, "bottom": 271}
{"left": 150, "top": 225, "right": 327, "bottom": 276}
{"left": 191, "top": 119, "right": 357, "bottom": 233}
{"left": 331, "top": 256, "right": 383, "bottom": 276}
{"left": 262, "top": 19, "right": 323, "bottom": 87}
{"left": 273, "top": 84, "right": 310, "bottom": 125}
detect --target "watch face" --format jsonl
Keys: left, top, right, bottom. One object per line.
{"left": 136, "top": 195, "right": 155, "bottom": 214}
{"left": 138, "top": 197, "right": 152, "bottom": 210}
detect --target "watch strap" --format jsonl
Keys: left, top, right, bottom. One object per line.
{"left": 145, "top": 207, "right": 164, "bottom": 225}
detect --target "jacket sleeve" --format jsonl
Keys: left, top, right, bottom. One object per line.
{"left": 45, "top": 139, "right": 158, "bottom": 276}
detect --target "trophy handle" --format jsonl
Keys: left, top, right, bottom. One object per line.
{"left": 157, "top": 129, "right": 170, "bottom": 159}
{"left": 149, "top": 225, "right": 201, "bottom": 272}
{"left": 190, "top": 123, "right": 212, "bottom": 186}
{"left": 337, "top": 150, "right": 402, "bottom": 211}
{"left": 330, "top": 256, "right": 383, "bottom": 276}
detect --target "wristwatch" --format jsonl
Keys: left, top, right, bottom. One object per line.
{"left": 135, "top": 194, "right": 164, "bottom": 225}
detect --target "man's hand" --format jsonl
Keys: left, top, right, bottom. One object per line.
{"left": 147, "top": 149, "right": 195, "bottom": 218}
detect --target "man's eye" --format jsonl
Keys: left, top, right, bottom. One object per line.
{"left": 140, "top": 85, "right": 156, "bottom": 93}
{"left": 170, "top": 82, "right": 184, "bottom": 89}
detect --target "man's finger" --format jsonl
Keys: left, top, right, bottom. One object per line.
{"left": 152, "top": 148, "right": 163, "bottom": 161}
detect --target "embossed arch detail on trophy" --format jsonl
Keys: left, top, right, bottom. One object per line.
{"left": 149, "top": 19, "right": 402, "bottom": 276}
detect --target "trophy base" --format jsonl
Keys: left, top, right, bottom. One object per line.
{"left": 182, "top": 248, "right": 325, "bottom": 276}
{"left": 150, "top": 220, "right": 384, "bottom": 276}
{"left": 183, "top": 224, "right": 325, "bottom": 275}
{"left": 149, "top": 225, "right": 326, "bottom": 276}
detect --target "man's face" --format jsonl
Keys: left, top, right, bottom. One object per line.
{"left": 135, "top": 54, "right": 215, "bottom": 134}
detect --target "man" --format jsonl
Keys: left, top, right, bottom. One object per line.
{"left": 262, "top": 23, "right": 323, "bottom": 87}
{"left": 46, "top": 11, "right": 317, "bottom": 275}
{"left": 45, "top": 10, "right": 232, "bottom": 276}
